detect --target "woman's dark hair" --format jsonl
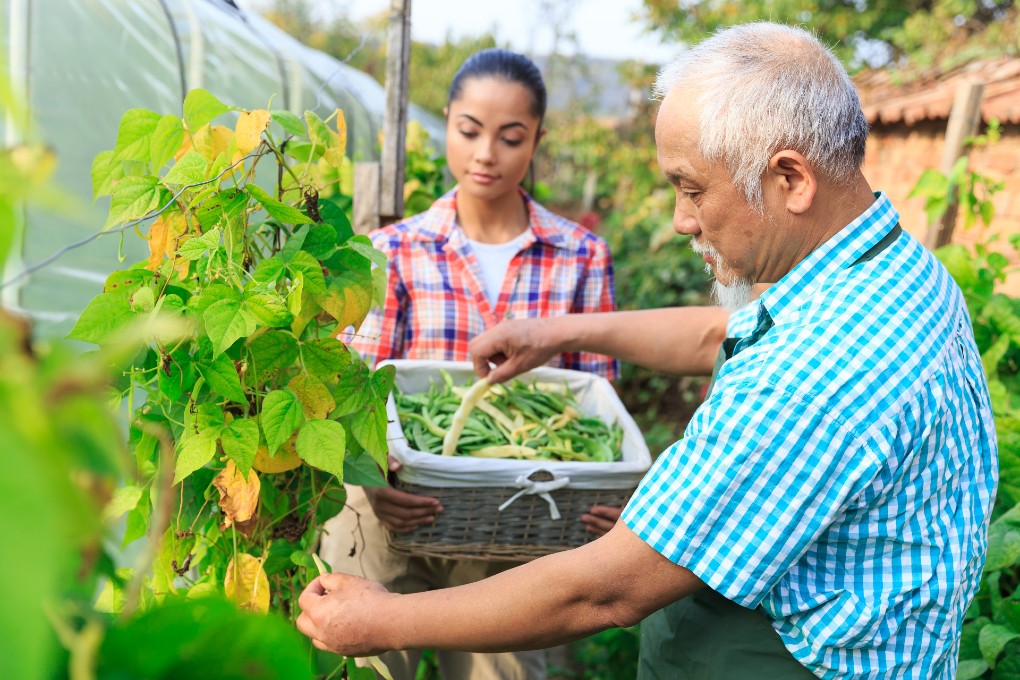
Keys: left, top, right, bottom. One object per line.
{"left": 448, "top": 48, "right": 547, "bottom": 126}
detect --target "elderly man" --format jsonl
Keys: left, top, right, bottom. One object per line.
{"left": 298, "top": 22, "right": 997, "bottom": 678}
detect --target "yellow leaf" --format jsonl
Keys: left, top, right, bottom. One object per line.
{"left": 405, "top": 120, "right": 426, "bottom": 155}
{"left": 213, "top": 460, "right": 260, "bottom": 528}
{"left": 224, "top": 553, "right": 270, "bottom": 614}
{"left": 194, "top": 124, "right": 234, "bottom": 162}
{"left": 251, "top": 440, "right": 302, "bottom": 474}
{"left": 235, "top": 109, "right": 271, "bottom": 154}
{"left": 288, "top": 374, "right": 336, "bottom": 420}
{"left": 320, "top": 281, "right": 372, "bottom": 331}
{"left": 148, "top": 211, "right": 188, "bottom": 271}
{"left": 335, "top": 110, "right": 347, "bottom": 156}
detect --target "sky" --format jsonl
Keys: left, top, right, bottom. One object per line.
{"left": 245, "top": 0, "right": 681, "bottom": 64}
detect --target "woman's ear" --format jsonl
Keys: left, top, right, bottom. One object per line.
{"left": 443, "top": 106, "right": 449, "bottom": 118}
{"left": 533, "top": 127, "right": 546, "bottom": 152}
{"left": 766, "top": 150, "right": 816, "bottom": 214}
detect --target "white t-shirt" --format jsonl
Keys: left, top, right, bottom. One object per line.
{"left": 467, "top": 231, "right": 531, "bottom": 305}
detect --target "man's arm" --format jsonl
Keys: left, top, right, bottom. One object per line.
{"left": 470, "top": 307, "right": 729, "bottom": 383}
{"left": 297, "top": 522, "right": 704, "bottom": 656}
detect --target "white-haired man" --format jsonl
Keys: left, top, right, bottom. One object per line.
{"left": 297, "top": 23, "right": 997, "bottom": 678}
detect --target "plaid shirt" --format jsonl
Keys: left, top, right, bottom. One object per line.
{"left": 349, "top": 188, "right": 618, "bottom": 378}
{"left": 623, "top": 193, "right": 997, "bottom": 678}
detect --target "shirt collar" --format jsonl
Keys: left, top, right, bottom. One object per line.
{"left": 759, "top": 191, "right": 900, "bottom": 321}
{"left": 428, "top": 186, "right": 566, "bottom": 249}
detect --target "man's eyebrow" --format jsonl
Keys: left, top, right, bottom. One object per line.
{"left": 663, "top": 170, "right": 689, "bottom": 185}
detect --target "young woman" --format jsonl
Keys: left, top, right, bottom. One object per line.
{"left": 321, "top": 49, "right": 619, "bottom": 680}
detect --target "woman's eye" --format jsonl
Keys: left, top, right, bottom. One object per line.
{"left": 502, "top": 138, "right": 524, "bottom": 147}
{"left": 458, "top": 129, "right": 478, "bottom": 139}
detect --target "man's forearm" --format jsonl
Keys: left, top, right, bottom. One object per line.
{"left": 557, "top": 307, "right": 728, "bottom": 376}
{"left": 300, "top": 523, "right": 704, "bottom": 656}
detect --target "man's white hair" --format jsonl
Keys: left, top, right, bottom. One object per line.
{"left": 654, "top": 22, "right": 869, "bottom": 210}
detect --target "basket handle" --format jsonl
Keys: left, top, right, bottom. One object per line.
{"left": 497, "top": 469, "right": 571, "bottom": 520}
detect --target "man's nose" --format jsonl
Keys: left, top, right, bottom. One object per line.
{"left": 673, "top": 204, "right": 700, "bottom": 236}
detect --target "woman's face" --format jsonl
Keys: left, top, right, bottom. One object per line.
{"left": 445, "top": 77, "right": 543, "bottom": 202}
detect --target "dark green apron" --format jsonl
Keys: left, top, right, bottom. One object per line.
{"left": 637, "top": 224, "right": 903, "bottom": 680}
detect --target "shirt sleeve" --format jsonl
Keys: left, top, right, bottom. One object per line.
{"left": 562, "top": 237, "right": 619, "bottom": 379}
{"left": 343, "top": 232, "right": 407, "bottom": 367}
{"left": 621, "top": 380, "right": 881, "bottom": 608}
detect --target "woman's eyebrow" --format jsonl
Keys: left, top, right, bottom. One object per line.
{"left": 456, "top": 113, "right": 529, "bottom": 133}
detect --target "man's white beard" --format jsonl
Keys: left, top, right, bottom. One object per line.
{"left": 691, "top": 239, "right": 755, "bottom": 312}
{"left": 711, "top": 274, "right": 754, "bottom": 312}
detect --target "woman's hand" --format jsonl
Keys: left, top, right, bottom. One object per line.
{"left": 581, "top": 505, "right": 622, "bottom": 537}
{"left": 363, "top": 454, "right": 443, "bottom": 533}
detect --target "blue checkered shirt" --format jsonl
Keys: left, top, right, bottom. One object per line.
{"left": 622, "top": 193, "right": 998, "bottom": 678}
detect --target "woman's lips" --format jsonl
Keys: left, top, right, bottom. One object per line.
{"left": 470, "top": 172, "right": 497, "bottom": 185}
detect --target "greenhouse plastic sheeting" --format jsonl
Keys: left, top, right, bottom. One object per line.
{"left": 2, "top": 0, "right": 443, "bottom": 338}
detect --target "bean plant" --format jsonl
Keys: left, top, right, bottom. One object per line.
{"left": 65, "top": 88, "right": 396, "bottom": 676}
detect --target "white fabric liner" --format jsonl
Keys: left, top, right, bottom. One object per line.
{"left": 381, "top": 359, "right": 652, "bottom": 490}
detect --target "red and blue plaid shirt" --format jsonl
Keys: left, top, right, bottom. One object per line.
{"left": 348, "top": 188, "right": 619, "bottom": 379}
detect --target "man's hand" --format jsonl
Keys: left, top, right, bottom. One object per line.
{"left": 298, "top": 573, "right": 396, "bottom": 656}
{"left": 581, "top": 505, "right": 622, "bottom": 536}
{"left": 469, "top": 317, "right": 565, "bottom": 383}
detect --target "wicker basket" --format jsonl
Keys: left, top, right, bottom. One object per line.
{"left": 380, "top": 360, "right": 651, "bottom": 562}
{"left": 386, "top": 473, "right": 635, "bottom": 562}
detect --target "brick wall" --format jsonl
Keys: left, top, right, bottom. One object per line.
{"left": 862, "top": 121, "right": 1020, "bottom": 295}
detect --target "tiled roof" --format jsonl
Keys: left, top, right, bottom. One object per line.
{"left": 855, "top": 58, "right": 1020, "bottom": 125}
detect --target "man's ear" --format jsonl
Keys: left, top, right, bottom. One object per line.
{"left": 767, "top": 150, "right": 816, "bottom": 214}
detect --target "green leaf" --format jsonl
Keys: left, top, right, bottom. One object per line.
{"left": 295, "top": 419, "right": 346, "bottom": 479}
{"left": 183, "top": 88, "right": 231, "bottom": 132}
{"left": 67, "top": 293, "right": 136, "bottom": 345}
{"left": 261, "top": 389, "right": 305, "bottom": 454}
{"left": 103, "top": 486, "right": 144, "bottom": 522}
{"left": 331, "top": 356, "right": 370, "bottom": 417}
{"left": 178, "top": 227, "right": 221, "bottom": 260}
{"left": 347, "top": 235, "right": 386, "bottom": 268}
{"left": 304, "top": 110, "right": 333, "bottom": 152}
{"left": 302, "top": 224, "right": 338, "bottom": 259}
{"left": 303, "top": 338, "right": 351, "bottom": 382}
{"left": 343, "top": 450, "right": 387, "bottom": 487}
{"left": 174, "top": 429, "right": 218, "bottom": 484}
{"left": 162, "top": 151, "right": 208, "bottom": 186}
{"left": 91, "top": 149, "right": 118, "bottom": 199}
{"left": 252, "top": 256, "right": 285, "bottom": 284}
{"left": 158, "top": 349, "right": 196, "bottom": 402}
{"left": 319, "top": 199, "right": 354, "bottom": 244}
{"left": 204, "top": 298, "right": 256, "bottom": 357}
{"left": 150, "top": 114, "right": 185, "bottom": 172}
{"left": 372, "top": 266, "right": 387, "bottom": 308}
{"left": 243, "top": 293, "right": 293, "bottom": 328}
{"left": 282, "top": 140, "right": 322, "bottom": 163}
{"left": 188, "top": 283, "right": 240, "bottom": 319}
{"left": 270, "top": 109, "right": 306, "bottom": 137}
{"left": 221, "top": 418, "right": 259, "bottom": 477}
{"left": 104, "top": 269, "right": 155, "bottom": 297}
{"left": 908, "top": 168, "right": 949, "bottom": 198}
{"left": 278, "top": 225, "right": 308, "bottom": 262}
{"left": 981, "top": 623, "right": 1020, "bottom": 668}
{"left": 936, "top": 244, "right": 977, "bottom": 291}
{"left": 957, "top": 659, "right": 989, "bottom": 680}
{"left": 246, "top": 184, "right": 314, "bottom": 224}
{"left": 129, "top": 286, "right": 154, "bottom": 312}
{"left": 286, "top": 250, "right": 327, "bottom": 296}
{"left": 113, "top": 108, "right": 162, "bottom": 166}
{"left": 197, "top": 352, "right": 247, "bottom": 403}
{"left": 247, "top": 330, "right": 299, "bottom": 382}
{"left": 105, "top": 175, "right": 162, "bottom": 228}
{"left": 993, "top": 655, "right": 1020, "bottom": 679}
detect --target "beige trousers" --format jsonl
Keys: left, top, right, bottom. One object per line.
{"left": 319, "top": 485, "right": 547, "bottom": 680}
